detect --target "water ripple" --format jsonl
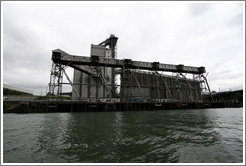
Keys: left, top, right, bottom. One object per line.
{"left": 3, "top": 108, "right": 243, "bottom": 163}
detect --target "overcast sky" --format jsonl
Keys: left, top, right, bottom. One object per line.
{"left": 2, "top": 1, "right": 244, "bottom": 95}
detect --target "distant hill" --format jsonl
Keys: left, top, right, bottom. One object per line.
{"left": 3, "top": 88, "right": 33, "bottom": 96}
{"left": 3, "top": 84, "right": 33, "bottom": 96}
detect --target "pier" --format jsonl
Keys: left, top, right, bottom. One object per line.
{"left": 3, "top": 100, "right": 241, "bottom": 114}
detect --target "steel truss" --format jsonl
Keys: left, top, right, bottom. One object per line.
{"left": 48, "top": 61, "right": 213, "bottom": 102}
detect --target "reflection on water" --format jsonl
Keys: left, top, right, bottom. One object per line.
{"left": 3, "top": 108, "right": 243, "bottom": 163}
{"left": 113, "top": 112, "right": 123, "bottom": 142}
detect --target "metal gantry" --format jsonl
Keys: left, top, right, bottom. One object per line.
{"left": 48, "top": 35, "right": 213, "bottom": 102}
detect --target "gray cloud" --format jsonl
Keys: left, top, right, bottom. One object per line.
{"left": 188, "top": 3, "right": 212, "bottom": 16}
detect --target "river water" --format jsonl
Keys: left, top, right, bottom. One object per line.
{"left": 3, "top": 108, "right": 244, "bottom": 163}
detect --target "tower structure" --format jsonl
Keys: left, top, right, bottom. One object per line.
{"left": 72, "top": 34, "right": 118, "bottom": 101}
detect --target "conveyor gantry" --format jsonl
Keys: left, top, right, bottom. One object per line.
{"left": 52, "top": 49, "right": 206, "bottom": 74}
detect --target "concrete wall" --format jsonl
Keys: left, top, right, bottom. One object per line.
{"left": 72, "top": 46, "right": 114, "bottom": 101}
{"left": 121, "top": 71, "right": 202, "bottom": 102}
{"left": 72, "top": 69, "right": 82, "bottom": 100}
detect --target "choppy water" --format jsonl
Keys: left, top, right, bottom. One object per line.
{"left": 3, "top": 108, "right": 244, "bottom": 163}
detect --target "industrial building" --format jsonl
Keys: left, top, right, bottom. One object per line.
{"left": 48, "top": 34, "right": 212, "bottom": 103}
{"left": 72, "top": 43, "right": 116, "bottom": 101}
{"left": 121, "top": 70, "right": 202, "bottom": 102}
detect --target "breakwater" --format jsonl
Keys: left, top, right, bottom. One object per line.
{"left": 3, "top": 100, "right": 241, "bottom": 113}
